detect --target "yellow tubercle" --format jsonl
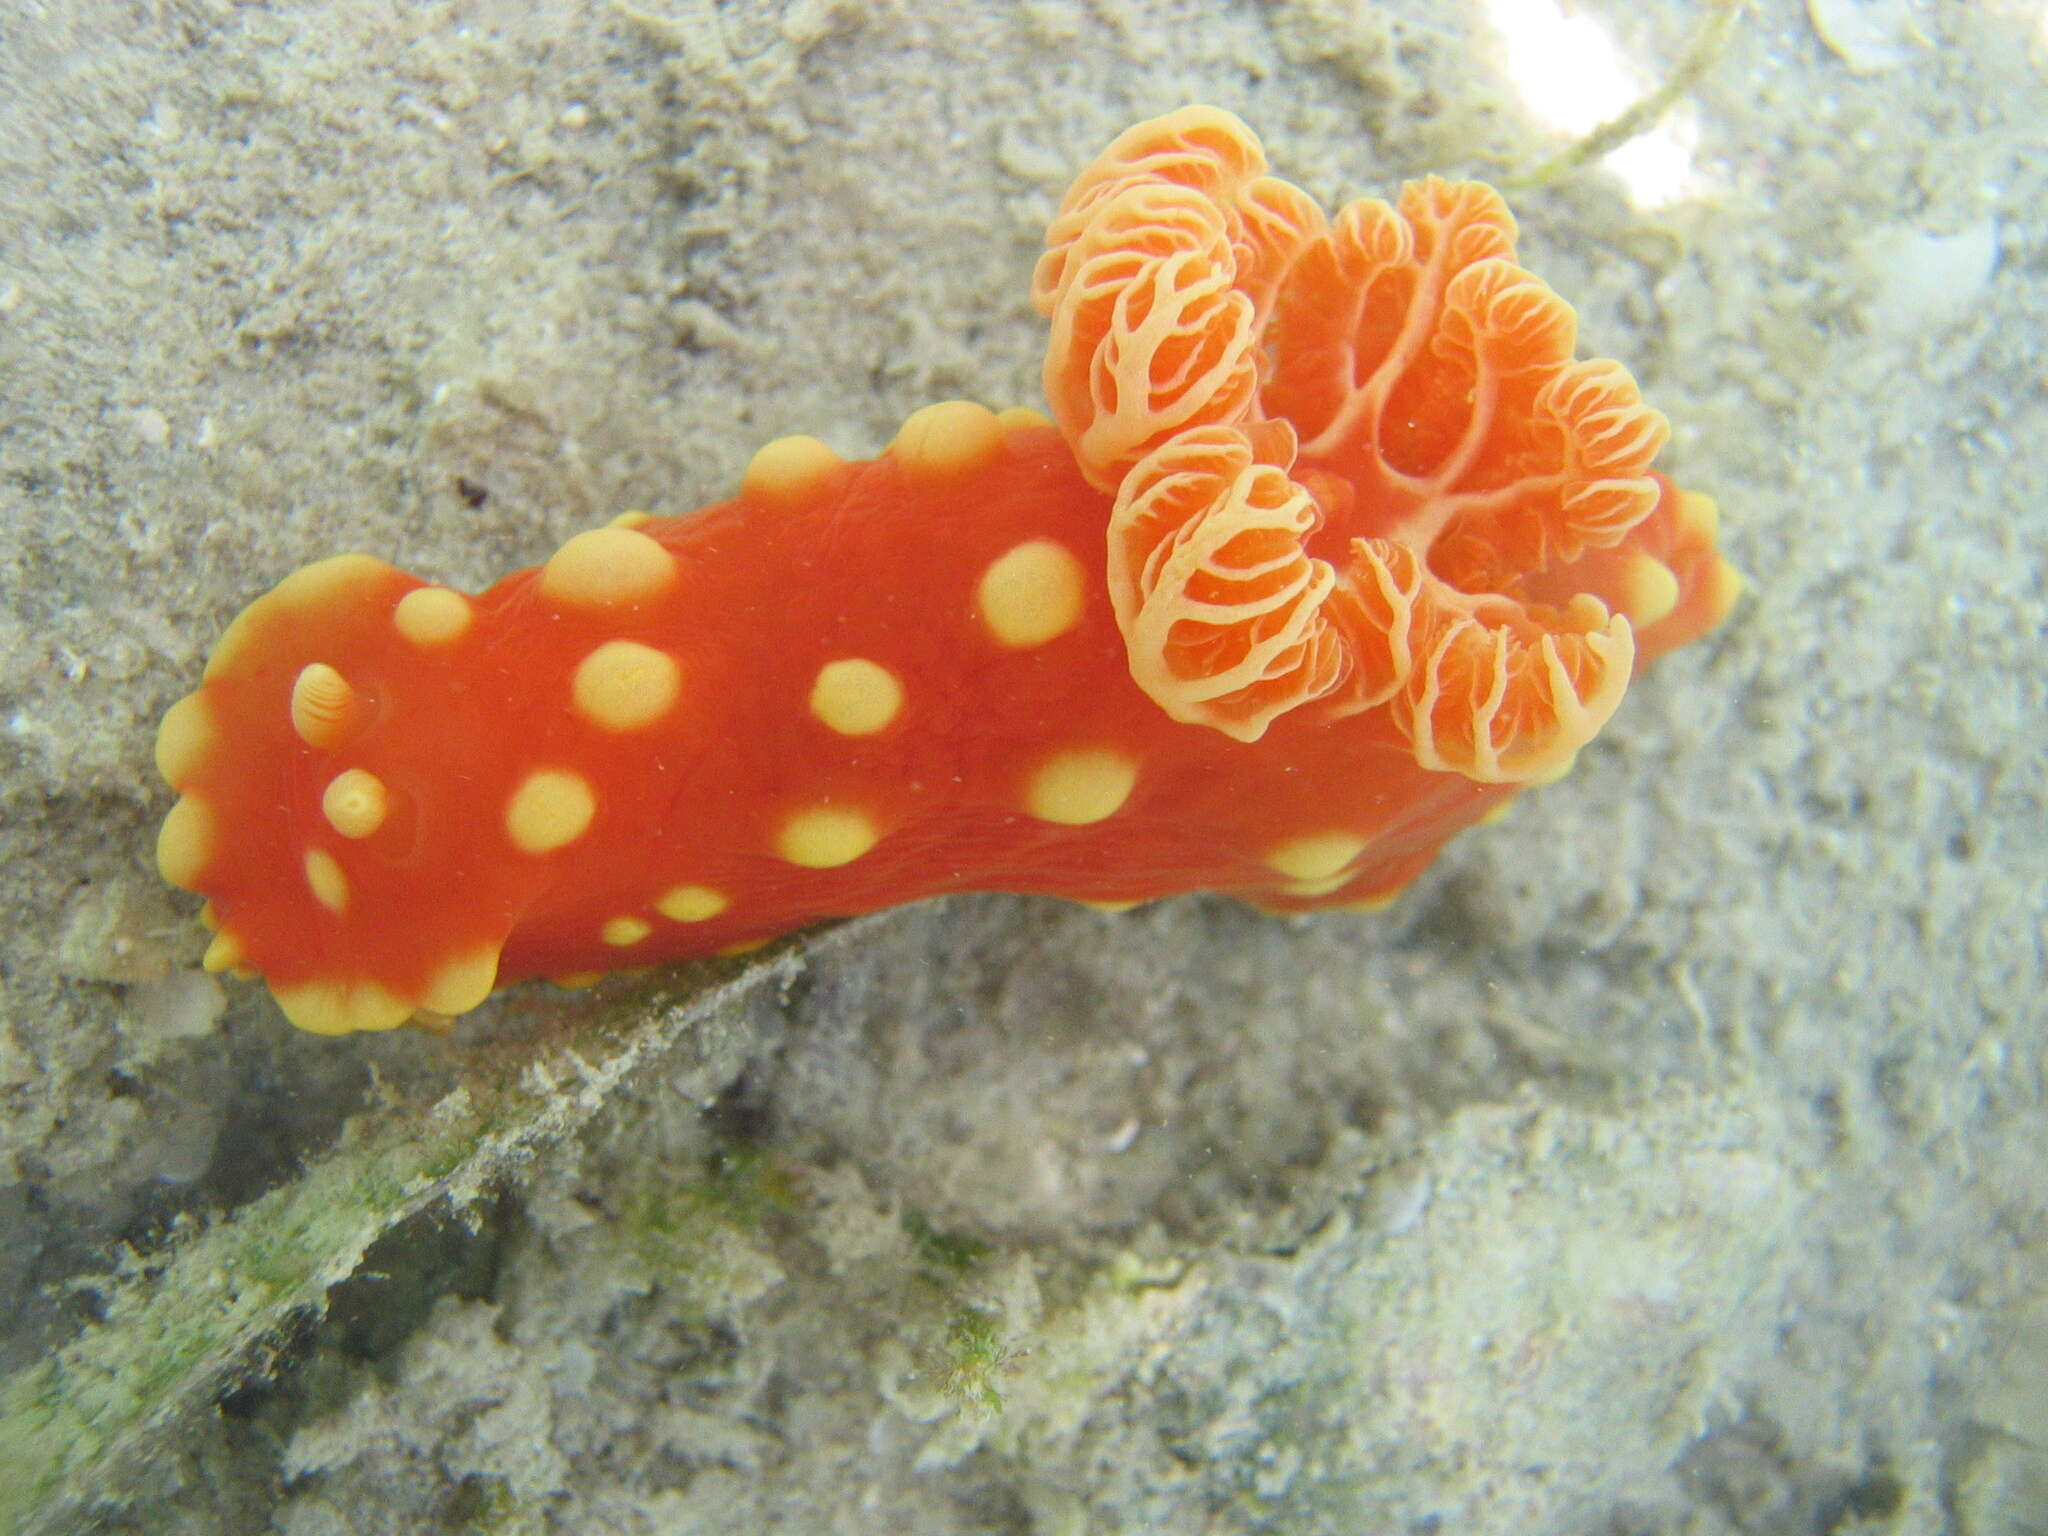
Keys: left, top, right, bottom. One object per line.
{"left": 602, "top": 915, "right": 652, "bottom": 947}
{"left": 657, "top": 884, "right": 729, "bottom": 922}
{"left": 1025, "top": 748, "right": 1139, "bottom": 825}
{"left": 538, "top": 527, "right": 676, "bottom": 610}
{"left": 269, "top": 976, "right": 413, "bottom": 1036}
{"left": 775, "top": 806, "right": 879, "bottom": 869}
{"left": 743, "top": 434, "right": 843, "bottom": 501}
{"left": 891, "top": 400, "right": 1005, "bottom": 475}
{"left": 322, "top": 768, "right": 389, "bottom": 839}
{"left": 1341, "top": 889, "right": 1405, "bottom": 912}
{"left": 572, "top": 640, "right": 682, "bottom": 733}
{"left": 393, "top": 586, "right": 474, "bottom": 647}
{"left": 977, "top": 539, "right": 1085, "bottom": 649}
{"left": 420, "top": 947, "right": 501, "bottom": 1015}
{"left": 505, "top": 769, "right": 597, "bottom": 855}
{"left": 154, "top": 693, "right": 215, "bottom": 787}
{"left": 1279, "top": 870, "right": 1354, "bottom": 898}
{"left": 1265, "top": 832, "right": 1366, "bottom": 883}
{"left": 201, "top": 929, "right": 244, "bottom": 973}
{"left": 1618, "top": 553, "right": 1680, "bottom": 628}
{"left": 270, "top": 553, "right": 394, "bottom": 608}
{"left": 205, "top": 555, "right": 393, "bottom": 682}
{"left": 303, "top": 849, "right": 349, "bottom": 914}
{"left": 156, "top": 797, "right": 214, "bottom": 889}
{"left": 808, "top": 658, "right": 905, "bottom": 736}
{"left": 1677, "top": 490, "right": 1721, "bottom": 543}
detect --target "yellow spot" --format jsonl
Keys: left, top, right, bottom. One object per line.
{"left": 538, "top": 526, "right": 676, "bottom": 610}
{"left": 1564, "top": 591, "right": 1612, "bottom": 628}
{"left": 997, "top": 406, "right": 1052, "bottom": 432}
{"left": 154, "top": 693, "right": 214, "bottom": 787}
{"left": 273, "top": 553, "right": 392, "bottom": 608}
{"left": 1342, "top": 889, "right": 1404, "bottom": 912}
{"left": 717, "top": 937, "right": 771, "bottom": 957}
{"left": 1479, "top": 797, "right": 1516, "bottom": 827}
{"left": 1266, "top": 832, "right": 1367, "bottom": 883}
{"left": 1618, "top": 554, "right": 1680, "bottom": 628}
{"left": 609, "top": 509, "right": 653, "bottom": 529}
{"left": 743, "top": 434, "right": 842, "bottom": 500}
{"left": 775, "top": 805, "right": 879, "bottom": 868}
{"left": 657, "top": 884, "right": 730, "bottom": 922}
{"left": 321, "top": 768, "right": 389, "bottom": 839}
{"left": 1025, "top": 748, "right": 1139, "bottom": 825}
{"left": 304, "top": 849, "right": 349, "bottom": 914}
{"left": 977, "top": 539, "right": 1085, "bottom": 649}
{"left": 505, "top": 768, "right": 597, "bottom": 854}
{"left": 1281, "top": 871, "right": 1354, "bottom": 898}
{"left": 891, "top": 400, "right": 1004, "bottom": 474}
{"left": 156, "top": 797, "right": 213, "bottom": 889}
{"left": 808, "top": 658, "right": 904, "bottom": 736}
{"left": 1705, "top": 556, "right": 1746, "bottom": 626}
{"left": 572, "top": 640, "right": 682, "bottom": 732}
{"left": 206, "top": 555, "right": 393, "bottom": 682}
{"left": 550, "top": 971, "right": 605, "bottom": 990}
{"left": 289, "top": 662, "right": 366, "bottom": 751}
{"left": 602, "top": 915, "right": 652, "bottom": 947}
{"left": 269, "top": 977, "right": 413, "bottom": 1036}
{"left": 393, "top": 586, "right": 473, "bottom": 646}
{"left": 198, "top": 902, "right": 220, "bottom": 932}
{"left": 201, "top": 929, "right": 244, "bottom": 973}
{"left": 1079, "top": 897, "right": 1142, "bottom": 913}
{"left": 1677, "top": 490, "right": 1721, "bottom": 543}
{"left": 420, "top": 948, "right": 500, "bottom": 1015}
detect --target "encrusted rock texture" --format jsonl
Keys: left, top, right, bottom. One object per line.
{"left": 0, "top": 1, "right": 2042, "bottom": 1533}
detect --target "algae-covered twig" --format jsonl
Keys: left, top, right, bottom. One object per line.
{"left": 1509, "top": 0, "right": 1747, "bottom": 190}
{"left": 938, "top": 1306, "right": 1022, "bottom": 1419}
{"left": 0, "top": 927, "right": 844, "bottom": 1536}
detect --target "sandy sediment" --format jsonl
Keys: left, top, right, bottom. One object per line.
{"left": 0, "top": 2, "right": 2043, "bottom": 1532}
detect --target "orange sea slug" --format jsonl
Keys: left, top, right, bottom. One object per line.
{"left": 152, "top": 107, "right": 1739, "bottom": 1036}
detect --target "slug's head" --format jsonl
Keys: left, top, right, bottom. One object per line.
{"left": 154, "top": 555, "right": 527, "bottom": 1034}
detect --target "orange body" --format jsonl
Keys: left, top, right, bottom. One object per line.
{"left": 153, "top": 109, "right": 1738, "bottom": 1034}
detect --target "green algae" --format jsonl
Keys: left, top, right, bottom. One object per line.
{"left": 0, "top": 941, "right": 817, "bottom": 1536}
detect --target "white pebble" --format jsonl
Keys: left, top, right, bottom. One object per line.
{"left": 124, "top": 971, "right": 227, "bottom": 1053}
{"left": 1855, "top": 219, "right": 2000, "bottom": 335}
{"left": 1806, "top": 0, "right": 1927, "bottom": 75}
{"left": 130, "top": 408, "right": 171, "bottom": 447}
